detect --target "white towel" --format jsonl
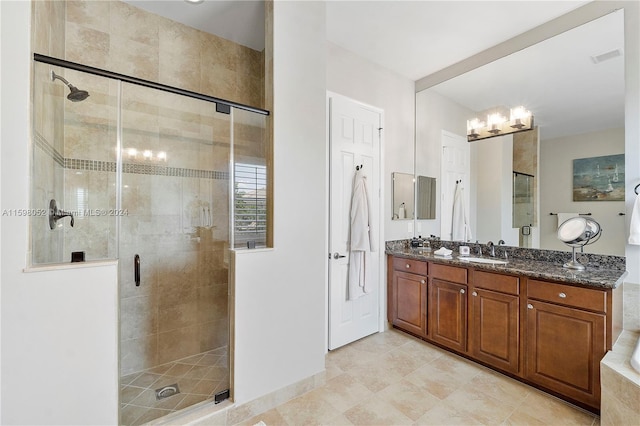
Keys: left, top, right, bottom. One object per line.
{"left": 557, "top": 213, "right": 578, "bottom": 228}
{"left": 452, "top": 183, "right": 472, "bottom": 242}
{"left": 348, "top": 169, "right": 375, "bottom": 300}
{"left": 434, "top": 247, "right": 452, "bottom": 256}
{"left": 629, "top": 195, "right": 640, "bottom": 245}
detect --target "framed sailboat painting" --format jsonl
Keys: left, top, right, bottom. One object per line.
{"left": 573, "top": 153, "right": 624, "bottom": 201}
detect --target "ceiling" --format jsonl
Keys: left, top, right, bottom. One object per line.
{"left": 122, "top": 0, "right": 266, "bottom": 51}
{"left": 123, "top": 0, "right": 591, "bottom": 80}
{"left": 122, "top": 1, "right": 624, "bottom": 139}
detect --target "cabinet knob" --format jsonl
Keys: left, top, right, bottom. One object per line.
{"left": 472, "top": 291, "right": 478, "bottom": 296}
{"left": 527, "top": 303, "right": 534, "bottom": 309}
{"left": 421, "top": 279, "right": 426, "bottom": 284}
{"left": 558, "top": 292, "right": 567, "bottom": 298}
{"left": 460, "top": 289, "right": 465, "bottom": 294}
{"left": 405, "top": 264, "right": 410, "bottom": 269}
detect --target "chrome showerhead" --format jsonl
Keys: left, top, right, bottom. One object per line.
{"left": 50, "top": 70, "right": 90, "bottom": 102}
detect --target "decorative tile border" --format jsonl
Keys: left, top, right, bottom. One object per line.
{"left": 65, "top": 158, "right": 117, "bottom": 173}
{"left": 34, "top": 131, "right": 228, "bottom": 180}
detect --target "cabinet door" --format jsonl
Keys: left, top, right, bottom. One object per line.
{"left": 430, "top": 279, "right": 467, "bottom": 352}
{"left": 471, "top": 288, "right": 519, "bottom": 375}
{"left": 392, "top": 271, "right": 428, "bottom": 337}
{"left": 526, "top": 300, "right": 606, "bottom": 409}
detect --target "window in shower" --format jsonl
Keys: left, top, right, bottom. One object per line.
{"left": 234, "top": 163, "right": 267, "bottom": 247}
{"left": 232, "top": 108, "right": 269, "bottom": 248}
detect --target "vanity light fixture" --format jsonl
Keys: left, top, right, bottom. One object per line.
{"left": 467, "top": 105, "right": 534, "bottom": 142}
{"left": 124, "top": 148, "right": 168, "bottom": 163}
{"left": 509, "top": 106, "right": 532, "bottom": 129}
{"left": 466, "top": 118, "right": 485, "bottom": 139}
{"left": 487, "top": 112, "right": 507, "bottom": 134}
{"left": 184, "top": 0, "right": 204, "bottom": 4}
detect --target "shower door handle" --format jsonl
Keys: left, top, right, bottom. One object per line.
{"left": 134, "top": 254, "right": 140, "bottom": 287}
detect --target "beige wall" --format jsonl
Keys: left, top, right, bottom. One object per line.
{"left": 34, "top": 0, "right": 264, "bottom": 108}
{"left": 540, "top": 127, "right": 625, "bottom": 256}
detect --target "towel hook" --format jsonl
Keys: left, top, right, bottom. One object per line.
{"left": 635, "top": 183, "right": 639, "bottom": 195}
{"left": 356, "top": 164, "right": 363, "bottom": 171}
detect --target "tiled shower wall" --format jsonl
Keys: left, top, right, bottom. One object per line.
{"left": 31, "top": 0, "right": 265, "bottom": 376}
{"left": 33, "top": 0, "right": 264, "bottom": 108}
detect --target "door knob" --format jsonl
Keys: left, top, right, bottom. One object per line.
{"left": 333, "top": 252, "right": 346, "bottom": 259}
{"left": 460, "top": 289, "right": 465, "bottom": 294}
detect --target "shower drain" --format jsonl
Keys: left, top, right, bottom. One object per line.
{"left": 155, "top": 384, "right": 180, "bottom": 400}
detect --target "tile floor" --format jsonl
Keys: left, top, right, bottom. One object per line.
{"left": 238, "top": 329, "right": 599, "bottom": 426}
{"left": 120, "top": 346, "right": 229, "bottom": 426}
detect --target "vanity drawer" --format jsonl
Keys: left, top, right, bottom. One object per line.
{"left": 528, "top": 279, "right": 607, "bottom": 313}
{"left": 430, "top": 263, "right": 467, "bottom": 284}
{"left": 473, "top": 270, "right": 519, "bottom": 295}
{"left": 393, "top": 257, "right": 427, "bottom": 275}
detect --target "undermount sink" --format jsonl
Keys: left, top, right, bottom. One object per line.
{"left": 458, "top": 256, "right": 508, "bottom": 265}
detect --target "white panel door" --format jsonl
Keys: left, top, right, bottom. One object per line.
{"left": 440, "top": 130, "right": 470, "bottom": 240}
{"left": 328, "top": 94, "right": 381, "bottom": 350}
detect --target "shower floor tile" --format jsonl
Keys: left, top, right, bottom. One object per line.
{"left": 120, "top": 347, "right": 229, "bottom": 426}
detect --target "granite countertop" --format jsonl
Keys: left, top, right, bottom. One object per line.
{"left": 386, "top": 247, "right": 627, "bottom": 290}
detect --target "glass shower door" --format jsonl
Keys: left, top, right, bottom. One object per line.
{"left": 513, "top": 171, "right": 535, "bottom": 247}
{"left": 118, "top": 83, "right": 231, "bottom": 424}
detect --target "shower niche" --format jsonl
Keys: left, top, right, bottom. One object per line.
{"left": 31, "top": 57, "right": 269, "bottom": 422}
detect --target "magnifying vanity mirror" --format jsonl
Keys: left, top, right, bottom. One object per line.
{"left": 414, "top": 9, "right": 625, "bottom": 256}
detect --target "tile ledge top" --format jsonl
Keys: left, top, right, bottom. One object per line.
{"left": 601, "top": 330, "right": 640, "bottom": 386}
{"left": 24, "top": 259, "right": 118, "bottom": 273}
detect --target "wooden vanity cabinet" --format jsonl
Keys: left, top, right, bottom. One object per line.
{"left": 429, "top": 264, "right": 468, "bottom": 353}
{"left": 387, "top": 256, "right": 428, "bottom": 338}
{"left": 470, "top": 270, "right": 520, "bottom": 375}
{"left": 525, "top": 279, "right": 609, "bottom": 410}
{"left": 386, "top": 254, "right": 621, "bottom": 413}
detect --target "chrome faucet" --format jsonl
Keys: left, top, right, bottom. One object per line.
{"left": 487, "top": 241, "right": 495, "bottom": 257}
{"left": 498, "top": 240, "right": 508, "bottom": 260}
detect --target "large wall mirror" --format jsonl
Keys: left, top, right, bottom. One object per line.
{"left": 415, "top": 10, "right": 625, "bottom": 256}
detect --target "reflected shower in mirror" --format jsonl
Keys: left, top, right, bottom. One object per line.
{"left": 417, "top": 176, "right": 436, "bottom": 220}
{"left": 392, "top": 172, "right": 414, "bottom": 220}
{"left": 415, "top": 10, "right": 625, "bottom": 256}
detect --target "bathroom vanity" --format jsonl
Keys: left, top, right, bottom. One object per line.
{"left": 386, "top": 244, "right": 626, "bottom": 413}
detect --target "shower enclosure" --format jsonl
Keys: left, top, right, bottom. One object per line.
{"left": 31, "top": 56, "right": 268, "bottom": 425}
{"left": 513, "top": 171, "right": 535, "bottom": 247}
